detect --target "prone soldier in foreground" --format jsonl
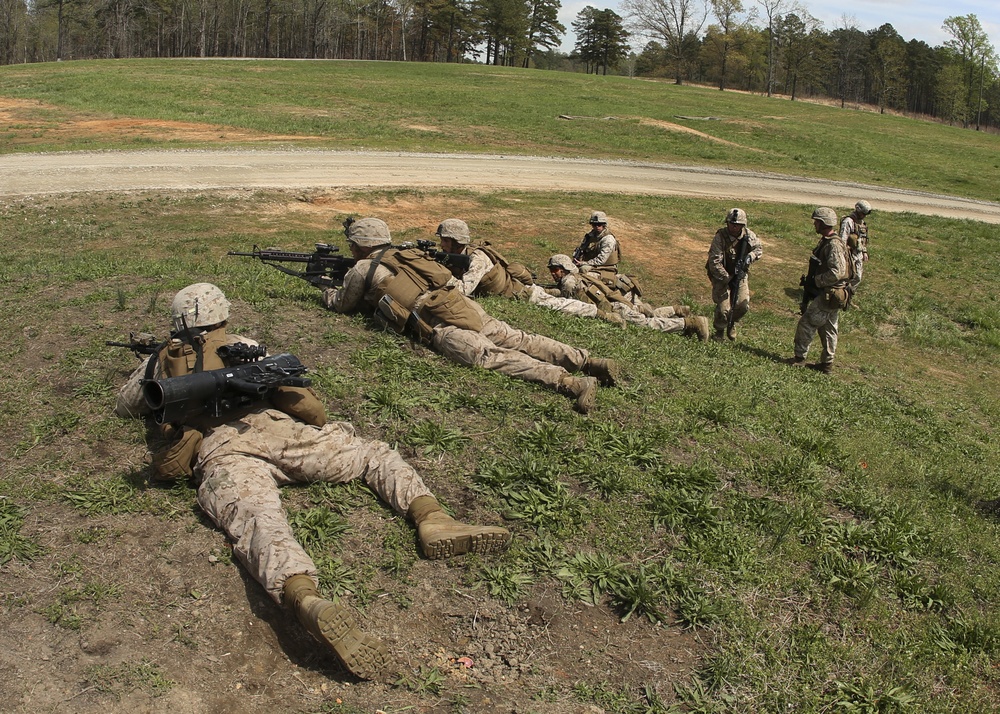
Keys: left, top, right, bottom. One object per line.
{"left": 320, "top": 218, "right": 619, "bottom": 413}
{"left": 114, "top": 283, "right": 510, "bottom": 680}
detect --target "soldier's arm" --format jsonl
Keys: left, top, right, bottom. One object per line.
{"left": 457, "top": 251, "right": 494, "bottom": 296}
{"left": 706, "top": 233, "right": 730, "bottom": 281}
{"left": 323, "top": 263, "right": 369, "bottom": 313}
{"left": 815, "top": 241, "right": 849, "bottom": 288}
{"left": 114, "top": 357, "right": 156, "bottom": 418}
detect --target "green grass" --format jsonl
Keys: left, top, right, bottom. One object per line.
{"left": 1, "top": 184, "right": 999, "bottom": 711}
{"left": 2, "top": 60, "right": 1000, "bottom": 201}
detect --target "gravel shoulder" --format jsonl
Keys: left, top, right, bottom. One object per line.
{"left": 3, "top": 149, "right": 999, "bottom": 223}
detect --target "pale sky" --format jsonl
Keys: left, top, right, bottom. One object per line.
{"left": 556, "top": 0, "right": 1000, "bottom": 54}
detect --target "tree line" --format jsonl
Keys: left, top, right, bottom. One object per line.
{"left": 1, "top": 0, "right": 997, "bottom": 131}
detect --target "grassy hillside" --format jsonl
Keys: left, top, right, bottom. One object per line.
{"left": 2, "top": 59, "right": 1000, "bottom": 202}
{"left": 1, "top": 185, "right": 998, "bottom": 713}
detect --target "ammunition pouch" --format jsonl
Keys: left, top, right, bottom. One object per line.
{"left": 825, "top": 287, "right": 850, "bottom": 310}
{"left": 420, "top": 286, "right": 484, "bottom": 332}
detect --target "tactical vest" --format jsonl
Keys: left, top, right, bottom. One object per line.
{"left": 472, "top": 243, "right": 534, "bottom": 298}
{"left": 369, "top": 248, "right": 483, "bottom": 334}
{"left": 577, "top": 230, "right": 621, "bottom": 267}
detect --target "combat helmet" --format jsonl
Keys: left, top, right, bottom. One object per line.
{"left": 725, "top": 208, "right": 747, "bottom": 225}
{"left": 171, "top": 283, "right": 230, "bottom": 332}
{"left": 436, "top": 219, "right": 471, "bottom": 245}
{"left": 811, "top": 207, "right": 838, "bottom": 228}
{"left": 344, "top": 217, "right": 392, "bottom": 247}
{"left": 548, "top": 254, "right": 578, "bottom": 273}
{"left": 588, "top": 211, "right": 608, "bottom": 226}
{"left": 854, "top": 200, "right": 872, "bottom": 216}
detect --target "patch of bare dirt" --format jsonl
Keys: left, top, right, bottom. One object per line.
{"left": 638, "top": 117, "right": 765, "bottom": 152}
{"left": 0, "top": 96, "right": 318, "bottom": 144}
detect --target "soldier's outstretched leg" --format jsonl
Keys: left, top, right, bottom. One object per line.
{"left": 284, "top": 574, "right": 390, "bottom": 680}
{"left": 407, "top": 496, "right": 511, "bottom": 559}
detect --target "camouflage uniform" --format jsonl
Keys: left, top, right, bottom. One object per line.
{"left": 115, "top": 349, "right": 433, "bottom": 603}
{"left": 574, "top": 225, "right": 620, "bottom": 278}
{"left": 794, "top": 211, "right": 851, "bottom": 368}
{"left": 706, "top": 214, "right": 763, "bottom": 338}
{"left": 324, "top": 258, "right": 590, "bottom": 392}
{"left": 456, "top": 249, "right": 495, "bottom": 296}
{"left": 840, "top": 202, "right": 870, "bottom": 293}
{"left": 544, "top": 263, "right": 689, "bottom": 335}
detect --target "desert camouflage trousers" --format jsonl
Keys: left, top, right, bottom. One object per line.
{"left": 794, "top": 296, "right": 840, "bottom": 365}
{"left": 849, "top": 251, "right": 865, "bottom": 292}
{"left": 431, "top": 299, "right": 588, "bottom": 389}
{"left": 195, "top": 409, "right": 432, "bottom": 603}
{"left": 711, "top": 278, "right": 751, "bottom": 334}
{"left": 524, "top": 285, "right": 684, "bottom": 334}
{"left": 611, "top": 303, "right": 685, "bottom": 333}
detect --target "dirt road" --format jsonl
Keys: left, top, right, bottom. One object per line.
{"left": 3, "top": 149, "right": 999, "bottom": 223}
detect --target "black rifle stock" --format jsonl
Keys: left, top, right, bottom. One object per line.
{"left": 727, "top": 237, "right": 752, "bottom": 334}
{"left": 106, "top": 332, "right": 164, "bottom": 357}
{"left": 143, "top": 353, "right": 310, "bottom": 425}
{"left": 799, "top": 254, "right": 822, "bottom": 314}
{"left": 228, "top": 244, "right": 356, "bottom": 287}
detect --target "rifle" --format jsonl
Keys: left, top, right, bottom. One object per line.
{"left": 405, "top": 238, "right": 473, "bottom": 274}
{"left": 727, "top": 237, "right": 752, "bottom": 334}
{"left": 228, "top": 244, "right": 356, "bottom": 288}
{"left": 107, "top": 333, "right": 268, "bottom": 364}
{"left": 143, "top": 353, "right": 310, "bottom": 425}
{"left": 799, "top": 254, "right": 822, "bottom": 315}
{"left": 106, "top": 332, "right": 163, "bottom": 358}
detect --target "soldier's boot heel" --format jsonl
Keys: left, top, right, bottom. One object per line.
{"left": 305, "top": 598, "right": 390, "bottom": 680}
{"left": 417, "top": 515, "right": 511, "bottom": 560}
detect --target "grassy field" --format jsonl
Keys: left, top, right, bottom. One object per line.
{"left": 2, "top": 59, "right": 1000, "bottom": 202}
{"left": 0, "top": 60, "right": 999, "bottom": 713}
{"left": 1, "top": 184, "right": 998, "bottom": 713}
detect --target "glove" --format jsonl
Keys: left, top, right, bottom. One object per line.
{"left": 151, "top": 426, "right": 203, "bottom": 481}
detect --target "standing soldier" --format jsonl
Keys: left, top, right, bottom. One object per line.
{"left": 840, "top": 200, "right": 872, "bottom": 301}
{"left": 434, "top": 218, "right": 534, "bottom": 299}
{"left": 790, "top": 207, "right": 852, "bottom": 373}
{"left": 706, "top": 208, "right": 763, "bottom": 341}
{"left": 321, "top": 218, "right": 619, "bottom": 413}
{"left": 573, "top": 211, "right": 620, "bottom": 278}
{"left": 114, "top": 283, "right": 511, "bottom": 681}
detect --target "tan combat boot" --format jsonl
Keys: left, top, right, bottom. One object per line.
{"left": 807, "top": 361, "right": 833, "bottom": 374}
{"left": 653, "top": 305, "right": 691, "bottom": 318}
{"left": 558, "top": 375, "right": 599, "bottom": 413}
{"left": 683, "top": 316, "right": 710, "bottom": 342}
{"left": 407, "top": 496, "right": 511, "bottom": 560}
{"left": 581, "top": 357, "right": 620, "bottom": 387}
{"left": 726, "top": 324, "right": 737, "bottom": 341}
{"left": 596, "top": 309, "right": 627, "bottom": 328}
{"left": 283, "top": 574, "right": 390, "bottom": 680}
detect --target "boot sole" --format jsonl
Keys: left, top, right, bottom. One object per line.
{"left": 423, "top": 527, "right": 511, "bottom": 560}
{"left": 313, "top": 602, "right": 390, "bottom": 680}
